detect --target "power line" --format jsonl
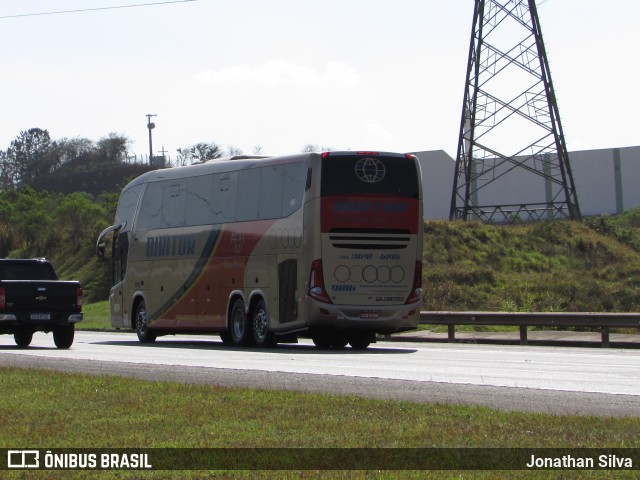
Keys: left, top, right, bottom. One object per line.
{"left": 0, "top": 0, "right": 198, "bottom": 20}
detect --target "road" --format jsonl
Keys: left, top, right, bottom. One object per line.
{"left": 1, "top": 330, "right": 639, "bottom": 417}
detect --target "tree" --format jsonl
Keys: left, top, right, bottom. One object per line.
{"left": 0, "top": 149, "right": 17, "bottom": 190}
{"left": 97, "top": 133, "right": 130, "bottom": 163}
{"left": 227, "top": 145, "right": 243, "bottom": 157}
{"left": 6, "top": 128, "right": 52, "bottom": 188}
{"left": 55, "top": 192, "right": 105, "bottom": 251}
{"left": 302, "top": 144, "right": 332, "bottom": 153}
{"left": 49, "top": 137, "right": 95, "bottom": 166}
{"left": 176, "top": 142, "right": 225, "bottom": 166}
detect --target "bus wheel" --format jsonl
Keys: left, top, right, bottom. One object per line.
{"left": 252, "top": 299, "right": 274, "bottom": 347}
{"left": 349, "top": 333, "right": 374, "bottom": 350}
{"left": 14, "top": 328, "right": 33, "bottom": 348}
{"left": 230, "top": 298, "right": 252, "bottom": 346}
{"left": 331, "top": 335, "right": 349, "bottom": 349}
{"left": 135, "top": 300, "right": 157, "bottom": 344}
{"left": 312, "top": 332, "right": 332, "bottom": 349}
{"left": 53, "top": 325, "right": 74, "bottom": 349}
{"left": 219, "top": 331, "right": 234, "bottom": 346}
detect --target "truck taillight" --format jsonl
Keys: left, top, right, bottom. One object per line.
{"left": 76, "top": 286, "right": 84, "bottom": 310}
{"left": 308, "top": 259, "right": 332, "bottom": 304}
{"left": 405, "top": 261, "right": 423, "bottom": 305}
{"left": 0, "top": 287, "right": 5, "bottom": 309}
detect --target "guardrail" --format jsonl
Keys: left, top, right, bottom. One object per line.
{"left": 419, "top": 311, "right": 640, "bottom": 347}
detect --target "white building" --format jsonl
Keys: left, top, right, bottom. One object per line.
{"left": 413, "top": 146, "right": 640, "bottom": 220}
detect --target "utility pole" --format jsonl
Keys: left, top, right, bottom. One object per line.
{"left": 146, "top": 114, "right": 157, "bottom": 161}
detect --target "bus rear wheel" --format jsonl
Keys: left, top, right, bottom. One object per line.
{"left": 349, "top": 332, "right": 375, "bottom": 350}
{"left": 252, "top": 299, "right": 275, "bottom": 348}
{"left": 230, "top": 298, "right": 252, "bottom": 346}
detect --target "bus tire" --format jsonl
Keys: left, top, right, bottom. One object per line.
{"left": 331, "top": 335, "right": 349, "bottom": 349}
{"left": 349, "top": 333, "right": 374, "bottom": 350}
{"left": 230, "top": 298, "right": 252, "bottom": 346}
{"left": 312, "top": 332, "right": 332, "bottom": 349}
{"left": 219, "top": 331, "right": 234, "bottom": 346}
{"left": 252, "top": 299, "right": 275, "bottom": 348}
{"left": 53, "top": 325, "right": 74, "bottom": 349}
{"left": 135, "top": 300, "right": 157, "bottom": 344}
{"left": 14, "top": 328, "right": 33, "bottom": 348}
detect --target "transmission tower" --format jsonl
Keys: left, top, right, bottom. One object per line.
{"left": 450, "top": 0, "right": 581, "bottom": 222}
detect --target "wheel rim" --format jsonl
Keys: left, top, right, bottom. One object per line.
{"left": 254, "top": 307, "right": 268, "bottom": 342}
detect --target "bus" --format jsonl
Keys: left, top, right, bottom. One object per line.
{"left": 96, "top": 151, "right": 423, "bottom": 349}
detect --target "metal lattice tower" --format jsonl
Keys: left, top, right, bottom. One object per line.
{"left": 450, "top": 0, "right": 581, "bottom": 222}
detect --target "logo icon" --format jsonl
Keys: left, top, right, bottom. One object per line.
{"left": 354, "top": 158, "right": 386, "bottom": 184}
{"left": 8, "top": 450, "right": 40, "bottom": 469}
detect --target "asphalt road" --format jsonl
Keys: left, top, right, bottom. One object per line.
{"left": 1, "top": 330, "right": 639, "bottom": 417}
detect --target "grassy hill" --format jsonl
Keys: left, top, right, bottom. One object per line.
{"left": 422, "top": 215, "right": 640, "bottom": 313}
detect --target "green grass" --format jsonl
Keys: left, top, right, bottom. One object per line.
{"left": 80, "top": 301, "right": 111, "bottom": 330}
{"left": 421, "top": 219, "right": 640, "bottom": 314}
{"left": 0, "top": 367, "right": 638, "bottom": 479}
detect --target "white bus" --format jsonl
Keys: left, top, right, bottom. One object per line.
{"left": 97, "top": 151, "right": 423, "bottom": 349}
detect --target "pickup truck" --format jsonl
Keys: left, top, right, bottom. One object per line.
{"left": 0, "top": 258, "right": 83, "bottom": 349}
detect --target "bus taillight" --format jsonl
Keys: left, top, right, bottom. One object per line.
{"left": 405, "top": 261, "right": 423, "bottom": 305}
{"left": 309, "top": 259, "right": 332, "bottom": 304}
{"left": 0, "top": 287, "right": 5, "bottom": 309}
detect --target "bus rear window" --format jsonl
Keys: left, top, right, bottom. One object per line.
{"left": 320, "top": 153, "right": 419, "bottom": 198}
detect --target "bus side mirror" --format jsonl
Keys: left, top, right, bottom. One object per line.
{"left": 97, "top": 243, "right": 106, "bottom": 258}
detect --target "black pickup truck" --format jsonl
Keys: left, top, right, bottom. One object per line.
{"left": 0, "top": 258, "right": 83, "bottom": 349}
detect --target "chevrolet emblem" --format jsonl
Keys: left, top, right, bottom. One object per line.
{"left": 35, "top": 295, "right": 47, "bottom": 301}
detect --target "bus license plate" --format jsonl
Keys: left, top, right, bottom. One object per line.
{"left": 360, "top": 310, "right": 379, "bottom": 320}
{"left": 30, "top": 313, "right": 51, "bottom": 321}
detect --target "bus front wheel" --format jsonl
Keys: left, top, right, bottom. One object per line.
{"left": 135, "top": 300, "right": 157, "bottom": 344}
{"left": 230, "top": 298, "right": 252, "bottom": 346}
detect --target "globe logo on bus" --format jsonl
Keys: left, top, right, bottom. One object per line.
{"left": 354, "top": 157, "right": 386, "bottom": 184}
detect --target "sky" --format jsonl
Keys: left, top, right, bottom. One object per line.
{"left": 0, "top": 0, "right": 638, "bottom": 162}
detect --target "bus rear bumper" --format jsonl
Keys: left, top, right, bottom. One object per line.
{"left": 305, "top": 298, "right": 420, "bottom": 334}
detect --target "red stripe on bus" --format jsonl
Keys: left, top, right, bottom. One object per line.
{"left": 321, "top": 196, "right": 420, "bottom": 234}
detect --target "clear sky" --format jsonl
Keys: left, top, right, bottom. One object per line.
{"left": 1, "top": 0, "right": 638, "bottom": 161}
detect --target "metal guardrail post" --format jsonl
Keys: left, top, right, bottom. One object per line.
{"left": 602, "top": 327, "right": 610, "bottom": 348}
{"left": 448, "top": 325, "right": 456, "bottom": 342}
{"left": 519, "top": 326, "right": 528, "bottom": 346}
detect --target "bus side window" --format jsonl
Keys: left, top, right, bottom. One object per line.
{"left": 186, "top": 175, "right": 214, "bottom": 226}
{"left": 137, "top": 182, "right": 163, "bottom": 231}
{"left": 162, "top": 181, "right": 186, "bottom": 227}
{"left": 284, "top": 162, "right": 307, "bottom": 216}
{"left": 260, "top": 166, "right": 284, "bottom": 219}
{"left": 213, "top": 173, "right": 237, "bottom": 223}
{"left": 237, "top": 169, "right": 261, "bottom": 221}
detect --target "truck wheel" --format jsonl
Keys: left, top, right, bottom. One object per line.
{"left": 135, "top": 300, "right": 156, "bottom": 343}
{"left": 230, "top": 298, "right": 252, "bottom": 346}
{"left": 53, "top": 325, "right": 74, "bottom": 349}
{"left": 252, "top": 299, "right": 275, "bottom": 347}
{"left": 14, "top": 329, "right": 33, "bottom": 348}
